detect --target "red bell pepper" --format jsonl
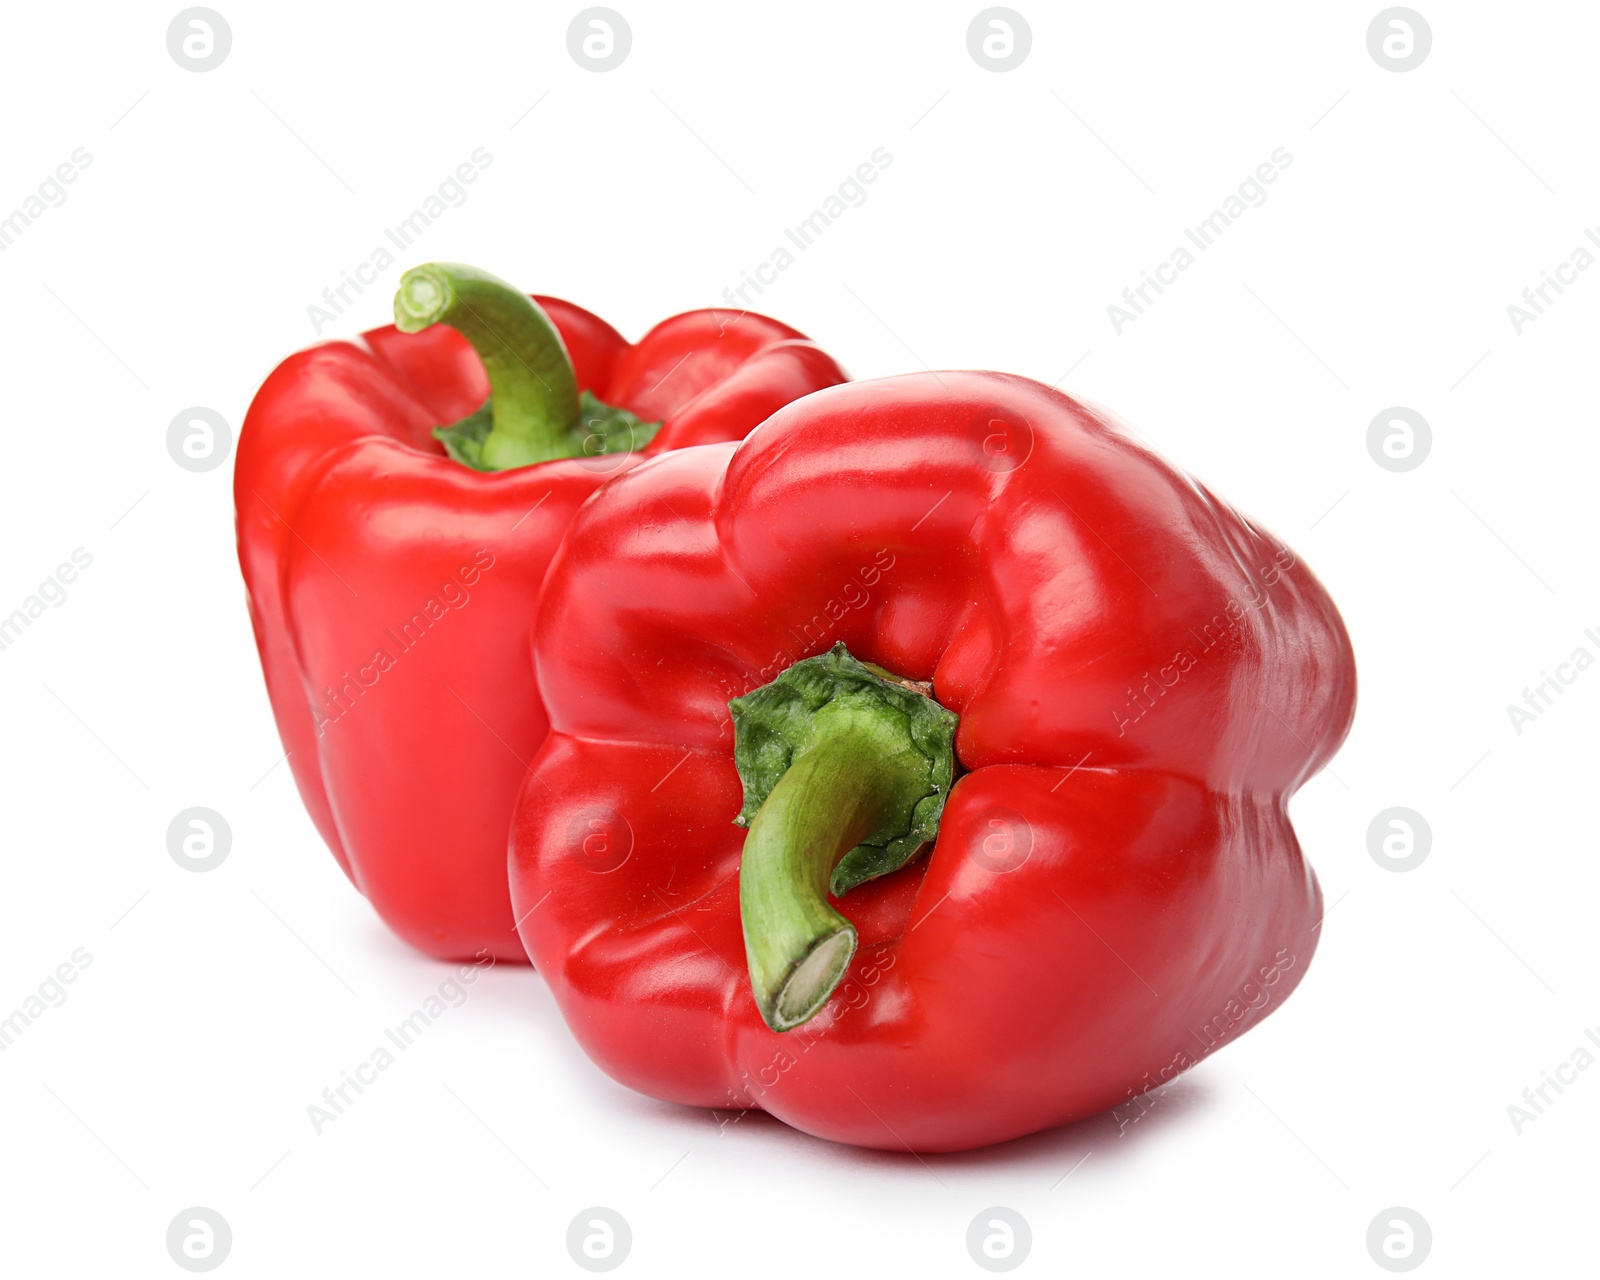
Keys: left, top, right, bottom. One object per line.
{"left": 509, "top": 371, "right": 1356, "bottom": 1150}
{"left": 235, "top": 264, "right": 846, "bottom": 962}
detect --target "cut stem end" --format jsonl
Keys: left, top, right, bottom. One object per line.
{"left": 768, "top": 927, "right": 858, "bottom": 1032}
{"left": 394, "top": 266, "right": 450, "bottom": 332}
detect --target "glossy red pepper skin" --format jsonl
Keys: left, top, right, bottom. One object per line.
{"left": 509, "top": 372, "right": 1356, "bottom": 1151}
{"left": 235, "top": 301, "right": 846, "bottom": 962}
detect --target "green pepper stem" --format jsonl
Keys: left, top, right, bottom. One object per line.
{"left": 739, "top": 698, "right": 936, "bottom": 1031}
{"left": 394, "top": 263, "right": 580, "bottom": 470}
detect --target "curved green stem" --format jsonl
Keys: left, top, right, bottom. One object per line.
{"left": 733, "top": 646, "right": 958, "bottom": 1032}
{"left": 394, "top": 263, "right": 580, "bottom": 470}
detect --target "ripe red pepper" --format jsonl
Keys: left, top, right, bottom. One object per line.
{"left": 508, "top": 372, "right": 1356, "bottom": 1151}
{"left": 235, "top": 264, "right": 846, "bottom": 962}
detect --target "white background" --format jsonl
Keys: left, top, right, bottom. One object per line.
{"left": 1, "top": 0, "right": 1594, "bottom": 1274}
